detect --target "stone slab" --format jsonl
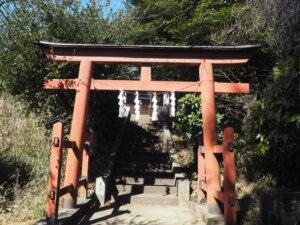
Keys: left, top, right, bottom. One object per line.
{"left": 189, "top": 201, "right": 225, "bottom": 225}
{"left": 115, "top": 176, "right": 176, "bottom": 186}
{"left": 116, "top": 184, "right": 177, "bottom": 194}
{"left": 178, "top": 179, "right": 190, "bottom": 207}
{"left": 130, "top": 193, "right": 179, "bottom": 206}
{"left": 261, "top": 192, "right": 300, "bottom": 225}
{"left": 34, "top": 197, "right": 95, "bottom": 225}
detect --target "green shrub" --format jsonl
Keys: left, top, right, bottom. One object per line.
{"left": 239, "top": 55, "right": 300, "bottom": 188}
{"left": 172, "top": 93, "right": 224, "bottom": 168}
{"left": 173, "top": 93, "right": 224, "bottom": 146}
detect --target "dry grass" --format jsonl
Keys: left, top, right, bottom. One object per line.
{"left": 0, "top": 93, "right": 50, "bottom": 225}
{"left": 171, "top": 134, "right": 194, "bottom": 167}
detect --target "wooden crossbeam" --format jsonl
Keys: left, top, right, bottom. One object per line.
{"left": 43, "top": 79, "right": 250, "bottom": 93}
{"left": 48, "top": 55, "right": 249, "bottom": 65}
{"left": 200, "top": 145, "right": 224, "bottom": 153}
{"left": 37, "top": 41, "right": 259, "bottom": 66}
{"left": 59, "top": 184, "right": 72, "bottom": 197}
{"left": 62, "top": 140, "right": 76, "bottom": 149}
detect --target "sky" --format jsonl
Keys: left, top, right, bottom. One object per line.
{"left": 81, "top": 0, "right": 126, "bottom": 16}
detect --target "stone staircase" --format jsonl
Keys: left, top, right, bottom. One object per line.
{"left": 112, "top": 115, "right": 183, "bottom": 206}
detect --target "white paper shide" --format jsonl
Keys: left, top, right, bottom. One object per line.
{"left": 134, "top": 91, "right": 141, "bottom": 121}
{"left": 118, "top": 89, "right": 126, "bottom": 118}
{"left": 170, "top": 91, "right": 176, "bottom": 117}
{"left": 151, "top": 92, "right": 158, "bottom": 121}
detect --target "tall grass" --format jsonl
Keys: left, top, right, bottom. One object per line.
{"left": 0, "top": 93, "right": 50, "bottom": 225}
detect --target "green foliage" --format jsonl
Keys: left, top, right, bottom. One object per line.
{"left": 254, "top": 59, "right": 300, "bottom": 154}
{"left": 173, "top": 94, "right": 202, "bottom": 143}
{"left": 172, "top": 93, "right": 224, "bottom": 145}
{"left": 243, "top": 55, "right": 300, "bottom": 188}
{"left": 129, "top": 0, "right": 238, "bottom": 45}
{"left": 0, "top": 0, "right": 136, "bottom": 158}
{"left": 0, "top": 0, "right": 136, "bottom": 113}
{"left": 172, "top": 93, "right": 224, "bottom": 174}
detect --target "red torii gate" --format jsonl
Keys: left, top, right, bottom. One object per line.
{"left": 37, "top": 41, "right": 258, "bottom": 224}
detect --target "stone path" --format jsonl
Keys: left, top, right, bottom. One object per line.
{"left": 79, "top": 203, "right": 204, "bottom": 225}
{"left": 79, "top": 115, "right": 205, "bottom": 225}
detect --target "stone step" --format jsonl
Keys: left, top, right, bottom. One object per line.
{"left": 123, "top": 134, "right": 161, "bottom": 142}
{"left": 118, "top": 152, "right": 170, "bottom": 163}
{"left": 117, "top": 164, "right": 182, "bottom": 175}
{"left": 190, "top": 202, "right": 225, "bottom": 225}
{"left": 116, "top": 184, "right": 177, "bottom": 195}
{"left": 119, "top": 153, "right": 168, "bottom": 159}
{"left": 118, "top": 161, "right": 172, "bottom": 170}
{"left": 115, "top": 176, "right": 176, "bottom": 186}
{"left": 123, "top": 134, "right": 161, "bottom": 141}
{"left": 119, "top": 151, "right": 168, "bottom": 157}
{"left": 130, "top": 193, "right": 179, "bottom": 206}
{"left": 123, "top": 143, "right": 163, "bottom": 149}
{"left": 116, "top": 167, "right": 173, "bottom": 174}
{"left": 122, "top": 146, "right": 164, "bottom": 153}
{"left": 115, "top": 170, "right": 175, "bottom": 178}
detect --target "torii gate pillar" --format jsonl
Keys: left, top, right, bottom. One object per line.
{"left": 62, "top": 61, "right": 93, "bottom": 208}
{"left": 200, "top": 62, "right": 221, "bottom": 213}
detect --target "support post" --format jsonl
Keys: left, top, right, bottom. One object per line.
{"left": 46, "top": 121, "right": 64, "bottom": 223}
{"left": 223, "top": 126, "right": 236, "bottom": 224}
{"left": 199, "top": 62, "right": 222, "bottom": 214}
{"left": 197, "top": 135, "right": 206, "bottom": 201}
{"left": 140, "top": 64, "right": 151, "bottom": 81}
{"left": 79, "top": 131, "right": 91, "bottom": 198}
{"left": 62, "top": 61, "right": 93, "bottom": 209}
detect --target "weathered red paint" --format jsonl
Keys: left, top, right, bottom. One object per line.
{"left": 59, "top": 184, "right": 72, "bottom": 197}
{"left": 201, "top": 183, "right": 207, "bottom": 192}
{"left": 79, "top": 131, "right": 91, "bottom": 198}
{"left": 140, "top": 65, "right": 152, "bottom": 81}
{"left": 223, "top": 126, "right": 236, "bottom": 225}
{"left": 43, "top": 79, "right": 250, "bottom": 94}
{"left": 197, "top": 135, "right": 206, "bottom": 201}
{"left": 48, "top": 55, "right": 250, "bottom": 65}
{"left": 46, "top": 121, "right": 64, "bottom": 220}
{"left": 214, "top": 190, "right": 225, "bottom": 202}
{"left": 62, "top": 61, "right": 93, "bottom": 209}
{"left": 200, "top": 62, "right": 222, "bottom": 214}
{"left": 200, "top": 145, "right": 223, "bottom": 153}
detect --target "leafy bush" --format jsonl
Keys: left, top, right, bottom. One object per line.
{"left": 254, "top": 57, "right": 300, "bottom": 155}
{"left": 172, "top": 93, "right": 224, "bottom": 169}
{"left": 239, "top": 54, "right": 300, "bottom": 188}
{"left": 173, "top": 94, "right": 202, "bottom": 144}
{"left": 173, "top": 93, "right": 224, "bottom": 146}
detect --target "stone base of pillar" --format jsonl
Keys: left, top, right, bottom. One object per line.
{"left": 62, "top": 198, "right": 76, "bottom": 209}
{"left": 208, "top": 203, "right": 222, "bottom": 215}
